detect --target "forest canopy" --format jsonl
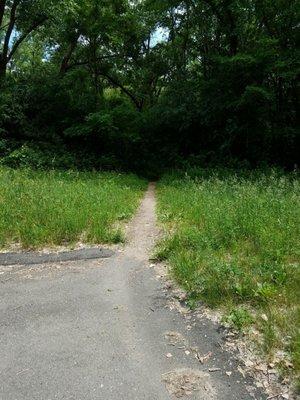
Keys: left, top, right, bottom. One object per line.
{"left": 0, "top": 0, "right": 299, "bottom": 174}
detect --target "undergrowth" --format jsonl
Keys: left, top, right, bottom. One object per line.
{"left": 0, "top": 167, "right": 146, "bottom": 249}
{"left": 156, "top": 168, "right": 300, "bottom": 388}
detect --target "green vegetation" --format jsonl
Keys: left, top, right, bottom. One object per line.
{"left": 0, "top": 1, "right": 298, "bottom": 172}
{"left": 156, "top": 169, "right": 300, "bottom": 384}
{"left": 0, "top": 168, "right": 146, "bottom": 249}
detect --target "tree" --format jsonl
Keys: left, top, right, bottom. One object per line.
{"left": 0, "top": 0, "right": 75, "bottom": 80}
{"left": 0, "top": 0, "right": 298, "bottom": 169}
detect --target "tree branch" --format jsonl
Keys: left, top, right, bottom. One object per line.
{"left": 60, "top": 32, "right": 80, "bottom": 74}
{"left": 63, "top": 54, "right": 124, "bottom": 72}
{"left": 99, "top": 71, "right": 142, "bottom": 111}
{"left": 0, "top": 22, "right": 12, "bottom": 32}
{"left": 8, "top": 16, "right": 48, "bottom": 61}
{"left": 3, "top": 0, "right": 19, "bottom": 59}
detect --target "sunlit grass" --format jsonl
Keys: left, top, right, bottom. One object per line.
{"left": 0, "top": 167, "right": 146, "bottom": 249}
{"left": 156, "top": 168, "right": 300, "bottom": 386}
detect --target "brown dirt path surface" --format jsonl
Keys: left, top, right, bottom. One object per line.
{"left": 0, "top": 183, "right": 265, "bottom": 399}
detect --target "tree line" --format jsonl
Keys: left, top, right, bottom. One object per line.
{"left": 0, "top": 0, "right": 299, "bottom": 174}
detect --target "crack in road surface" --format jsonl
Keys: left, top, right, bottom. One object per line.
{"left": 0, "top": 183, "right": 264, "bottom": 399}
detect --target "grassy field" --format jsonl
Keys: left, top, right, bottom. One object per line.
{"left": 156, "top": 168, "right": 300, "bottom": 386}
{"left": 0, "top": 168, "right": 146, "bottom": 249}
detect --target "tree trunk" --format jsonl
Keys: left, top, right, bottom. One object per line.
{"left": 0, "top": 54, "right": 7, "bottom": 83}
{"left": 60, "top": 33, "right": 80, "bottom": 74}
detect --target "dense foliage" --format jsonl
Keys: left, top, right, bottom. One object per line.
{"left": 0, "top": 0, "right": 299, "bottom": 173}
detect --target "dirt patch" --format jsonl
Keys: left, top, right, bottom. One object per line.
{"left": 162, "top": 368, "right": 216, "bottom": 398}
{"left": 165, "top": 331, "right": 186, "bottom": 346}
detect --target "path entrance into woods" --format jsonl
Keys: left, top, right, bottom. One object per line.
{"left": 0, "top": 184, "right": 263, "bottom": 399}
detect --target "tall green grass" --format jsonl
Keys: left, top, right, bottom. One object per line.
{"left": 0, "top": 168, "right": 146, "bottom": 249}
{"left": 156, "top": 168, "right": 300, "bottom": 386}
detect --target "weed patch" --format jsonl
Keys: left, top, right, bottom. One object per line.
{"left": 0, "top": 168, "right": 146, "bottom": 249}
{"left": 156, "top": 169, "right": 300, "bottom": 386}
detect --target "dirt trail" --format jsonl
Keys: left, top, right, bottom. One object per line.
{"left": 0, "top": 184, "right": 264, "bottom": 399}
{"left": 124, "top": 182, "right": 159, "bottom": 260}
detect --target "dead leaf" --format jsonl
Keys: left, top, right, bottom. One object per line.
{"left": 244, "top": 360, "right": 254, "bottom": 368}
{"left": 237, "top": 365, "right": 246, "bottom": 378}
{"left": 254, "top": 364, "right": 268, "bottom": 373}
{"left": 261, "top": 313, "right": 268, "bottom": 322}
{"left": 196, "top": 351, "right": 212, "bottom": 364}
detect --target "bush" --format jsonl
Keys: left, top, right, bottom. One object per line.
{"left": 1, "top": 143, "right": 77, "bottom": 169}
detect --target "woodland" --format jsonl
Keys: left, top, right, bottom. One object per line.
{"left": 0, "top": 0, "right": 299, "bottom": 175}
